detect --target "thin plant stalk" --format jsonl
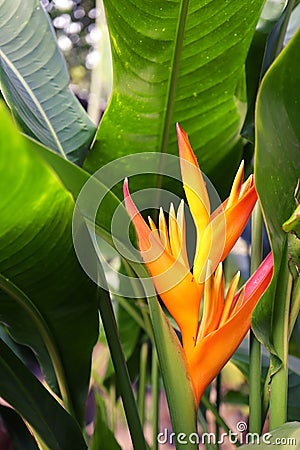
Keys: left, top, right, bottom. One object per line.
{"left": 249, "top": 203, "right": 263, "bottom": 433}
{"left": 198, "top": 408, "right": 215, "bottom": 450}
{"left": 109, "top": 382, "right": 116, "bottom": 431}
{"left": 215, "top": 373, "right": 221, "bottom": 449}
{"left": 151, "top": 349, "right": 159, "bottom": 450}
{"left": 200, "top": 395, "right": 239, "bottom": 445}
{"left": 138, "top": 340, "right": 149, "bottom": 426}
{"left": 97, "top": 268, "right": 147, "bottom": 450}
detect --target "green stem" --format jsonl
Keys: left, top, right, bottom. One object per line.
{"left": 151, "top": 349, "right": 159, "bottom": 450}
{"left": 250, "top": 204, "right": 263, "bottom": 273}
{"left": 198, "top": 408, "right": 215, "bottom": 450}
{"left": 269, "top": 263, "right": 293, "bottom": 430}
{"left": 97, "top": 270, "right": 147, "bottom": 450}
{"left": 249, "top": 332, "right": 261, "bottom": 432}
{"left": 249, "top": 203, "right": 263, "bottom": 433}
{"left": 215, "top": 374, "right": 221, "bottom": 449}
{"left": 138, "top": 341, "right": 148, "bottom": 426}
{"left": 109, "top": 382, "right": 116, "bottom": 431}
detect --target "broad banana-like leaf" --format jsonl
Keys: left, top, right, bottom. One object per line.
{"left": 0, "top": 0, "right": 96, "bottom": 165}
{"left": 0, "top": 103, "right": 98, "bottom": 422}
{"left": 86, "top": 0, "right": 265, "bottom": 196}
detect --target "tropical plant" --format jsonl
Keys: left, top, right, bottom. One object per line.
{"left": 0, "top": 0, "right": 299, "bottom": 449}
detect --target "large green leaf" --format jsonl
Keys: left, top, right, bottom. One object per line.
{"left": 86, "top": 0, "right": 265, "bottom": 196}
{"left": 253, "top": 28, "right": 300, "bottom": 362}
{"left": 0, "top": 339, "right": 87, "bottom": 450}
{"left": 0, "top": 103, "right": 98, "bottom": 422}
{"left": 0, "top": 0, "right": 96, "bottom": 165}
{"left": 31, "top": 139, "right": 124, "bottom": 247}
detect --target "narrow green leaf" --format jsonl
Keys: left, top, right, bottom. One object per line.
{"left": 0, "top": 0, "right": 96, "bottom": 164}
{"left": 0, "top": 339, "right": 87, "bottom": 450}
{"left": 0, "top": 406, "right": 39, "bottom": 450}
{"left": 103, "top": 300, "right": 141, "bottom": 380}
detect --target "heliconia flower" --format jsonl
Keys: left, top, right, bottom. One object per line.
{"left": 123, "top": 124, "right": 273, "bottom": 405}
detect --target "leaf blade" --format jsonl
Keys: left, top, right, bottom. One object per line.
{"left": 253, "top": 28, "right": 300, "bottom": 370}
{"left": 86, "top": 0, "right": 265, "bottom": 195}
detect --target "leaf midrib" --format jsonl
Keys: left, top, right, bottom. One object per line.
{"left": 158, "top": 0, "right": 189, "bottom": 156}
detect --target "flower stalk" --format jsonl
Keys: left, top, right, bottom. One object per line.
{"left": 249, "top": 202, "right": 263, "bottom": 433}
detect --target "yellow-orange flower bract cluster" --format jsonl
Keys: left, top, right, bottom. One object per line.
{"left": 124, "top": 124, "right": 273, "bottom": 406}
